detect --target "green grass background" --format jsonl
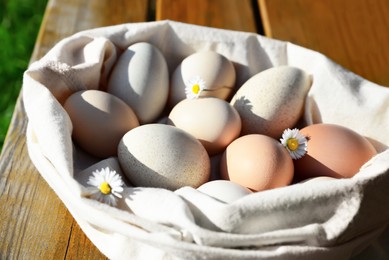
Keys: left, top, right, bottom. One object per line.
{"left": 0, "top": 0, "right": 48, "bottom": 152}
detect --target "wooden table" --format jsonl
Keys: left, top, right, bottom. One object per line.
{"left": 1, "top": 0, "right": 389, "bottom": 258}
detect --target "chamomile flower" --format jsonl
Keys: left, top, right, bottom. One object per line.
{"left": 87, "top": 167, "right": 124, "bottom": 206}
{"left": 280, "top": 128, "right": 308, "bottom": 160}
{"left": 185, "top": 76, "right": 206, "bottom": 99}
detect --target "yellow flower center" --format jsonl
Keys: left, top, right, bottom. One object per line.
{"left": 192, "top": 84, "right": 200, "bottom": 94}
{"left": 287, "top": 138, "right": 299, "bottom": 151}
{"left": 99, "top": 181, "right": 111, "bottom": 195}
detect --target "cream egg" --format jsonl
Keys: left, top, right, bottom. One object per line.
{"left": 167, "top": 97, "right": 241, "bottom": 155}
{"left": 107, "top": 42, "right": 169, "bottom": 124}
{"left": 294, "top": 123, "right": 377, "bottom": 180}
{"left": 63, "top": 90, "right": 139, "bottom": 158}
{"left": 197, "top": 180, "right": 252, "bottom": 203}
{"left": 118, "top": 124, "right": 211, "bottom": 190}
{"left": 220, "top": 134, "right": 294, "bottom": 192}
{"left": 230, "top": 66, "right": 312, "bottom": 138}
{"left": 169, "top": 50, "right": 236, "bottom": 107}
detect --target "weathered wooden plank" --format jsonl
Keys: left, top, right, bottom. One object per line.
{"left": 156, "top": 0, "right": 258, "bottom": 33}
{"left": 0, "top": 92, "right": 77, "bottom": 259}
{"left": 258, "top": 0, "right": 389, "bottom": 86}
{"left": 0, "top": 0, "right": 148, "bottom": 258}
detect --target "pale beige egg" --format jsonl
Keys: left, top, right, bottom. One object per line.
{"left": 167, "top": 97, "right": 241, "bottom": 155}
{"left": 107, "top": 42, "right": 169, "bottom": 124}
{"left": 118, "top": 124, "right": 211, "bottom": 190}
{"left": 63, "top": 90, "right": 139, "bottom": 158}
{"left": 231, "top": 66, "right": 312, "bottom": 138}
{"left": 169, "top": 50, "right": 236, "bottom": 107}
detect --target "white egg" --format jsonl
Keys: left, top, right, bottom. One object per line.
{"left": 118, "top": 124, "right": 210, "bottom": 190}
{"left": 231, "top": 66, "right": 312, "bottom": 138}
{"left": 197, "top": 180, "right": 252, "bottom": 203}
{"left": 169, "top": 50, "right": 236, "bottom": 107}
{"left": 107, "top": 42, "right": 169, "bottom": 124}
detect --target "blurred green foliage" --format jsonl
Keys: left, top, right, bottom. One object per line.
{"left": 0, "top": 0, "right": 48, "bottom": 151}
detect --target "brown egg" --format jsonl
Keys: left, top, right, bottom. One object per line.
{"left": 294, "top": 123, "right": 377, "bottom": 180}
{"left": 220, "top": 134, "right": 294, "bottom": 192}
{"left": 64, "top": 90, "right": 139, "bottom": 158}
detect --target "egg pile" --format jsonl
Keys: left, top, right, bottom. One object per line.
{"left": 64, "top": 42, "right": 377, "bottom": 203}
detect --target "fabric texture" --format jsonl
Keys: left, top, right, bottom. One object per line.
{"left": 23, "top": 20, "right": 389, "bottom": 259}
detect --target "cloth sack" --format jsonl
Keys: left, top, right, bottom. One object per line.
{"left": 23, "top": 20, "right": 389, "bottom": 259}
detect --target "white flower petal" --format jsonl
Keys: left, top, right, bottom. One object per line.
{"left": 86, "top": 167, "right": 125, "bottom": 206}
{"left": 280, "top": 128, "right": 308, "bottom": 160}
{"left": 184, "top": 76, "right": 206, "bottom": 99}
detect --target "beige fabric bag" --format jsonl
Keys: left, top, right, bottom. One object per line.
{"left": 23, "top": 20, "right": 389, "bottom": 259}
